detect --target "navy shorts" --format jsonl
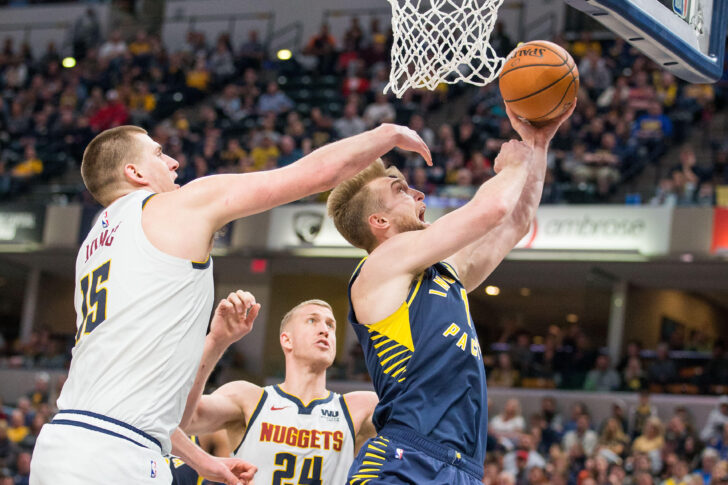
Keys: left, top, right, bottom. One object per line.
{"left": 347, "top": 424, "right": 483, "bottom": 485}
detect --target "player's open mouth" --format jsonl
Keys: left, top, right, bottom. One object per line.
{"left": 418, "top": 205, "right": 426, "bottom": 222}
{"left": 316, "top": 339, "right": 330, "bottom": 349}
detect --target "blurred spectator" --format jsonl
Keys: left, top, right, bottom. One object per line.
{"left": 503, "top": 434, "right": 546, "bottom": 478}
{"left": 648, "top": 342, "right": 678, "bottom": 388}
{"left": 209, "top": 37, "right": 236, "bottom": 84}
{"left": 622, "top": 356, "right": 646, "bottom": 392}
{"left": 562, "top": 413, "right": 598, "bottom": 456}
{"left": 71, "top": 8, "right": 101, "bottom": 59}
{"left": 598, "top": 417, "right": 629, "bottom": 456}
{"left": 694, "top": 448, "right": 719, "bottom": 484}
{"left": 0, "top": 421, "right": 14, "bottom": 467}
{"left": 13, "top": 452, "right": 30, "bottom": 485}
{"left": 98, "top": 29, "right": 127, "bottom": 62}
{"left": 89, "top": 90, "right": 129, "bottom": 131}
{"left": 10, "top": 145, "right": 42, "bottom": 180}
{"left": 702, "top": 342, "right": 728, "bottom": 391}
{"left": 277, "top": 135, "right": 303, "bottom": 167}
{"left": 631, "top": 391, "right": 658, "bottom": 438}
{"left": 539, "top": 396, "right": 564, "bottom": 435}
{"left": 583, "top": 354, "right": 621, "bottom": 392}
{"left": 490, "top": 398, "right": 526, "bottom": 444}
{"left": 633, "top": 417, "right": 665, "bottom": 454}
{"left": 579, "top": 49, "right": 612, "bottom": 96}
{"left": 304, "top": 24, "right": 337, "bottom": 74}
{"left": 239, "top": 30, "right": 265, "bottom": 70}
{"left": 333, "top": 103, "right": 366, "bottom": 138}
{"left": 6, "top": 412, "right": 27, "bottom": 445}
{"left": 363, "top": 92, "right": 396, "bottom": 127}
{"left": 27, "top": 373, "right": 50, "bottom": 409}
{"left": 701, "top": 396, "right": 728, "bottom": 445}
{"left": 257, "top": 81, "right": 294, "bottom": 115}
{"left": 489, "top": 353, "right": 520, "bottom": 388}
{"left": 343, "top": 17, "right": 365, "bottom": 51}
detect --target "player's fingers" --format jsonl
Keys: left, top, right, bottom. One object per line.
{"left": 421, "top": 140, "right": 433, "bottom": 166}
{"left": 228, "top": 292, "right": 245, "bottom": 315}
{"left": 238, "top": 290, "right": 256, "bottom": 309}
{"left": 245, "top": 303, "right": 261, "bottom": 324}
{"left": 218, "top": 299, "right": 233, "bottom": 314}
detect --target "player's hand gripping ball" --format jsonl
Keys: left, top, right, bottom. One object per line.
{"left": 499, "top": 40, "right": 579, "bottom": 125}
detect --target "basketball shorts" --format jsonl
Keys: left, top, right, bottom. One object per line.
{"left": 30, "top": 410, "right": 172, "bottom": 485}
{"left": 347, "top": 424, "right": 483, "bottom": 485}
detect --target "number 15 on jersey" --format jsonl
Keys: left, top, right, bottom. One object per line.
{"left": 75, "top": 260, "right": 111, "bottom": 343}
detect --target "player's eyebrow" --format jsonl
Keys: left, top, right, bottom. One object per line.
{"left": 155, "top": 144, "right": 163, "bottom": 154}
{"left": 306, "top": 312, "right": 336, "bottom": 326}
{"left": 390, "top": 179, "right": 406, "bottom": 191}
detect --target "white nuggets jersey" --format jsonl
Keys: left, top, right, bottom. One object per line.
{"left": 57, "top": 190, "right": 214, "bottom": 454}
{"left": 236, "top": 385, "right": 355, "bottom": 484}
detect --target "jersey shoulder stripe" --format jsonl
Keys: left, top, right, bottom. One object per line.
{"left": 339, "top": 395, "right": 355, "bottom": 437}
{"left": 233, "top": 389, "right": 268, "bottom": 455}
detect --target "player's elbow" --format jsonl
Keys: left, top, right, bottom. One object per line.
{"left": 479, "top": 200, "right": 510, "bottom": 228}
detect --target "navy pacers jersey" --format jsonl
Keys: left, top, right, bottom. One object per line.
{"left": 348, "top": 259, "right": 488, "bottom": 466}
{"left": 168, "top": 435, "right": 223, "bottom": 485}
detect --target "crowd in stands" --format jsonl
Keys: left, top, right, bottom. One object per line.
{"left": 0, "top": 8, "right": 726, "bottom": 206}
{"left": 0, "top": 330, "right": 68, "bottom": 370}
{"left": 481, "top": 323, "right": 728, "bottom": 396}
{"left": 483, "top": 392, "right": 728, "bottom": 484}
{"left": 0, "top": 371, "right": 57, "bottom": 483}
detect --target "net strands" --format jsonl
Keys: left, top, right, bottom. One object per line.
{"left": 385, "top": 0, "right": 507, "bottom": 98}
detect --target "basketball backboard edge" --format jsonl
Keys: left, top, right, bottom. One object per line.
{"left": 565, "top": 0, "right": 727, "bottom": 83}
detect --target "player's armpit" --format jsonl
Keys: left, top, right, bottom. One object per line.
{"left": 184, "top": 382, "right": 260, "bottom": 435}
{"left": 344, "top": 391, "right": 379, "bottom": 455}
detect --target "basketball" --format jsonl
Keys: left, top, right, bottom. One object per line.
{"left": 499, "top": 40, "right": 579, "bottom": 124}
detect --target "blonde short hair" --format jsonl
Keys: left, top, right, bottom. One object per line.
{"left": 326, "top": 159, "right": 403, "bottom": 252}
{"left": 280, "top": 299, "right": 333, "bottom": 334}
{"left": 82, "top": 125, "right": 147, "bottom": 206}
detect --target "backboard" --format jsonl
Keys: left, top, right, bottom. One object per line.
{"left": 565, "top": 0, "right": 727, "bottom": 83}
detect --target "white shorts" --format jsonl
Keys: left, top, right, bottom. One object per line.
{"left": 30, "top": 412, "right": 172, "bottom": 485}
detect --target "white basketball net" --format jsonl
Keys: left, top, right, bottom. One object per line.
{"left": 385, "top": 0, "right": 507, "bottom": 98}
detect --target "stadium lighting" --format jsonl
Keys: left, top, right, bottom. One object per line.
{"left": 485, "top": 286, "right": 500, "bottom": 296}
{"left": 62, "top": 57, "right": 76, "bottom": 69}
{"left": 519, "top": 288, "right": 531, "bottom": 297}
{"left": 277, "top": 49, "right": 293, "bottom": 61}
{"left": 566, "top": 313, "right": 579, "bottom": 323}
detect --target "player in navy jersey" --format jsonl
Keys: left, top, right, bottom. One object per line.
{"left": 326, "top": 104, "right": 574, "bottom": 484}
{"left": 169, "top": 434, "right": 227, "bottom": 485}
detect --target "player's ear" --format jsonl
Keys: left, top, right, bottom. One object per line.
{"left": 280, "top": 331, "right": 293, "bottom": 352}
{"left": 368, "top": 212, "right": 389, "bottom": 231}
{"left": 124, "top": 162, "right": 149, "bottom": 186}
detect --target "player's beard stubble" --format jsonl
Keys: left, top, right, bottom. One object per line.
{"left": 393, "top": 214, "right": 428, "bottom": 234}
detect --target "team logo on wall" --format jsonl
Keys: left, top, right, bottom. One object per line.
{"left": 293, "top": 211, "right": 324, "bottom": 244}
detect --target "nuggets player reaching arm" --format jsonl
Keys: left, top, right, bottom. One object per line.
{"left": 326, "top": 106, "right": 574, "bottom": 485}
{"left": 31, "top": 125, "right": 425, "bottom": 485}
{"left": 181, "top": 297, "right": 379, "bottom": 484}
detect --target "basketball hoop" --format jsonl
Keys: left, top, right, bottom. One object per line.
{"left": 385, "top": 0, "right": 507, "bottom": 98}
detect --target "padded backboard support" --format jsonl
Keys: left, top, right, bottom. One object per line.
{"left": 565, "top": 0, "right": 727, "bottom": 83}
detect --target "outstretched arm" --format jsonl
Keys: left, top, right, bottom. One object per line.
{"left": 446, "top": 103, "right": 576, "bottom": 292}
{"left": 180, "top": 291, "right": 260, "bottom": 432}
{"left": 144, "top": 124, "right": 432, "bottom": 262}
{"left": 353, "top": 140, "right": 532, "bottom": 325}
{"left": 171, "top": 428, "right": 256, "bottom": 485}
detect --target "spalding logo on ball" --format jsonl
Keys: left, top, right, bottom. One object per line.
{"left": 499, "top": 40, "right": 579, "bottom": 124}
